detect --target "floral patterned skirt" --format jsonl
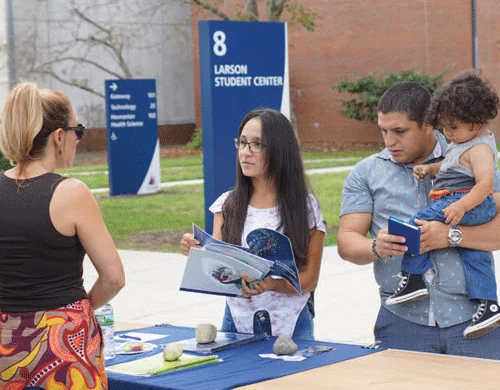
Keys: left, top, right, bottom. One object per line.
{"left": 0, "top": 299, "right": 107, "bottom": 389}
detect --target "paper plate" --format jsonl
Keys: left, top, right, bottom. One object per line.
{"left": 114, "top": 342, "right": 157, "bottom": 355}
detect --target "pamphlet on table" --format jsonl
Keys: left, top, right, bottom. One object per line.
{"left": 106, "top": 352, "right": 220, "bottom": 376}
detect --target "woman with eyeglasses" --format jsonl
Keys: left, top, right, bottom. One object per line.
{"left": 0, "top": 82, "right": 125, "bottom": 389}
{"left": 180, "top": 108, "right": 326, "bottom": 340}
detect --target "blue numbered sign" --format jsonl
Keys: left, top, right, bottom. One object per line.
{"left": 105, "top": 79, "right": 161, "bottom": 196}
{"left": 199, "top": 21, "right": 290, "bottom": 232}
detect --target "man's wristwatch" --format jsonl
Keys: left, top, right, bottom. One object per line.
{"left": 448, "top": 226, "right": 463, "bottom": 247}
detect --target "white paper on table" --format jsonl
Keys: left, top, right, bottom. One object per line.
{"left": 259, "top": 353, "right": 306, "bottom": 362}
{"left": 114, "top": 332, "right": 169, "bottom": 342}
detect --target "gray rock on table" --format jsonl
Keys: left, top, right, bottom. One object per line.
{"left": 163, "top": 342, "right": 183, "bottom": 361}
{"left": 196, "top": 323, "right": 217, "bottom": 344}
{"left": 273, "top": 335, "right": 298, "bottom": 355}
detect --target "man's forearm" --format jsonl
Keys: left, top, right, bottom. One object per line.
{"left": 338, "top": 232, "right": 378, "bottom": 265}
{"left": 461, "top": 216, "right": 500, "bottom": 251}
{"left": 460, "top": 193, "right": 500, "bottom": 251}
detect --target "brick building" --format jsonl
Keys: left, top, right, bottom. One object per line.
{"left": 191, "top": 0, "right": 500, "bottom": 149}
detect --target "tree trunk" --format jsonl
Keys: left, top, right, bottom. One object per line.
{"left": 244, "top": 0, "right": 259, "bottom": 20}
{"left": 267, "top": 0, "right": 286, "bottom": 21}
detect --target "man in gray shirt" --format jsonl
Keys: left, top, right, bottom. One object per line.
{"left": 338, "top": 81, "right": 500, "bottom": 358}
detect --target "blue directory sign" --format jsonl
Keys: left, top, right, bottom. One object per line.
{"left": 104, "top": 79, "right": 161, "bottom": 196}
{"left": 199, "top": 21, "right": 289, "bottom": 232}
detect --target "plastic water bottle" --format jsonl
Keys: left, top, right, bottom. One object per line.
{"left": 95, "top": 303, "right": 115, "bottom": 359}
{"left": 253, "top": 310, "right": 272, "bottom": 335}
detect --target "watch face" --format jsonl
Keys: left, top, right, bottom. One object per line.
{"left": 449, "top": 229, "right": 462, "bottom": 243}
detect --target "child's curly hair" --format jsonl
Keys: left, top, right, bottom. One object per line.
{"left": 425, "top": 73, "right": 499, "bottom": 129}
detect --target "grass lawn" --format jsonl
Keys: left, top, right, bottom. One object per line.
{"left": 309, "top": 172, "right": 351, "bottom": 246}
{"left": 65, "top": 155, "right": 203, "bottom": 174}
{"left": 301, "top": 151, "right": 377, "bottom": 160}
{"left": 90, "top": 150, "right": 363, "bottom": 252}
{"left": 67, "top": 166, "right": 204, "bottom": 189}
{"left": 62, "top": 151, "right": 370, "bottom": 190}
{"left": 96, "top": 171, "right": 350, "bottom": 252}
{"left": 96, "top": 185, "right": 205, "bottom": 252}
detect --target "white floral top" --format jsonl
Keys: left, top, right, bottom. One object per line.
{"left": 209, "top": 192, "right": 326, "bottom": 337}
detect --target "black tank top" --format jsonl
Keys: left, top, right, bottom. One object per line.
{"left": 0, "top": 172, "right": 87, "bottom": 312}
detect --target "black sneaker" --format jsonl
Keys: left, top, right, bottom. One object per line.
{"left": 463, "top": 300, "right": 500, "bottom": 339}
{"left": 385, "top": 272, "right": 429, "bottom": 305}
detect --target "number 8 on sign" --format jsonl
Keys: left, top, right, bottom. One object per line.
{"left": 213, "top": 31, "right": 227, "bottom": 56}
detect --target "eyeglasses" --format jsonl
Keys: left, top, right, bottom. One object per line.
{"left": 234, "top": 138, "right": 266, "bottom": 153}
{"left": 62, "top": 124, "right": 85, "bottom": 140}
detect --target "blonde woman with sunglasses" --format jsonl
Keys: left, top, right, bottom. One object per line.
{"left": 0, "top": 82, "right": 125, "bottom": 389}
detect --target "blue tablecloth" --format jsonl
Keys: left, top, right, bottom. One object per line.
{"left": 106, "top": 325, "right": 382, "bottom": 390}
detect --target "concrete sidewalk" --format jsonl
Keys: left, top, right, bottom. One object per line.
{"left": 83, "top": 246, "right": 500, "bottom": 346}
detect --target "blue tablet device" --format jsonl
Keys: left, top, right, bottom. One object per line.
{"left": 388, "top": 216, "right": 421, "bottom": 256}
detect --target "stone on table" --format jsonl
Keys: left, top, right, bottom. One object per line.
{"left": 163, "top": 342, "right": 183, "bottom": 361}
{"left": 273, "top": 335, "right": 298, "bottom": 355}
{"left": 196, "top": 323, "right": 217, "bottom": 344}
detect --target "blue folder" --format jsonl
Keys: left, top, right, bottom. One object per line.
{"left": 388, "top": 216, "right": 420, "bottom": 256}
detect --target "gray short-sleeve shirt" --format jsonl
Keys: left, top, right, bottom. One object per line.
{"left": 340, "top": 131, "right": 500, "bottom": 327}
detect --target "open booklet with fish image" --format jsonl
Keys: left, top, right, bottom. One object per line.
{"left": 179, "top": 224, "right": 301, "bottom": 297}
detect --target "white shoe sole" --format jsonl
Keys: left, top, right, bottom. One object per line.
{"left": 385, "top": 289, "right": 429, "bottom": 305}
{"left": 463, "top": 313, "right": 500, "bottom": 339}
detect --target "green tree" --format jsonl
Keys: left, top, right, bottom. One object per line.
{"left": 186, "top": 128, "right": 203, "bottom": 151}
{"left": 0, "top": 153, "right": 12, "bottom": 171}
{"left": 334, "top": 71, "right": 445, "bottom": 122}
